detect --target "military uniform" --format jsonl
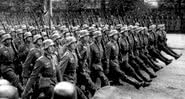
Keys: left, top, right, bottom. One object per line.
{"left": 148, "top": 30, "right": 172, "bottom": 65}
{"left": 22, "top": 53, "right": 62, "bottom": 99}
{"left": 22, "top": 45, "right": 43, "bottom": 85}
{"left": 157, "top": 28, "right": 181, "bottom": 59}
{"left": 119, "top": 34, "right": 151, "bottom": 82}
{"left": 137, "top": 31, "right": 161, "bottom": 72}
{"left": 0, "top": 44, "right": 23, "bottom": 94}
{"left": 76, "top": 42, "right": 98, "bottom": 97}
{"left": 89, "top": 41, "right": 109, "bottom": 86}
{"left": 60, "top": 48, "right": 87, "bottom": 99}
{"left": 127, "top": 32, "right": 157, "bottom": 78}
{"left": 105, "top": 38, "right": 143, "bottom": 89}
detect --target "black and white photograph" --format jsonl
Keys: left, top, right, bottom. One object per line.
{"left": 0, "top": 0, "right": 185, "bottom": 99}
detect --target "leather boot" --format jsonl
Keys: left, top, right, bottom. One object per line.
{"left": 123, "top": 77, "right": 142, "bottom": 89}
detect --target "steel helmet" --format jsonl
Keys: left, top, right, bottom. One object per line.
{"left": 65, "top": 36, "right": 77, "bottom": 46}
{"left": 43, "top": 39, "right": 55, "bottom": 49}
{"left": 108, "top": 30, "right": 119, "bottom": 37}
{"left": 0, "top": 79, "right": 11, "bottom": 86}
{"left": 53, "top": 82, "right": 76, "bottom": 99}
{"left": 1, "top": 33, "right": 12, "bottom": 42}
{"left": 24, "top": 32, "right": 32, "bottom": 39}
{"left": 33, "top": 34, "right": 43, "bottom": 43}
{"left": 0, "top": 85, "right": 19, "bottom": 99}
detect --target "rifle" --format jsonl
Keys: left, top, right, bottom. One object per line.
{"left": 0, "top": 19, "right": 8, "bottom": 33}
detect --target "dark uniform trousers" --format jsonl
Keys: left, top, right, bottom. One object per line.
{"left": 90, "top": 42, "right": 109, "bottom": 87}
{"left": 0, "top": 46, "right": 23, "bottom": 94}
{"left": 22, "top": 54, "right": 62, "bottom": 99}
{"left": 22, "top": 47, "right": 43, "bottom": 99}
{"left": 60, "top": 50, "right": 87, "bottom": 99}
{"left": 76, "top": 43, "right": 98, "bottom": 96}
{"left": 106, "top": 40, "right": 141, "bottom": 87}
{"left": 157, "top": 30, "right": 180, "bottom": 59}
{"left": 118, "top": 37, "right": 143, "bottom": 82}
{"left": 131, "top": 33, "right": 154, "bottom": 75}
{"left": 137, "top": 33, "right": 161, "bottom": 71}
{"left": 147, "top": 31, "right": 171, "bottom": 65}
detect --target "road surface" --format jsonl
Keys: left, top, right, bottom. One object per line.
{"left": 93, "top": 34, "right": 185, "bottom": 99}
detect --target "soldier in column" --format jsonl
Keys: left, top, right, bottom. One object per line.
{"left": 13, "top": 29, "right": 24, "bottom": 50}
{"left": 105, "top": 29, "right": 144, "bottom": 89}
{"left": 22, "top": 34, "right": 44, "bottom": 99}
{"left": 89, "top": 31, "right": 110, "bottom": 87}
{"left": 52, "top": 31, "right": 66, "bottom": 61}
{"left": 136, "top": 27, "right": 162, "bottom": 72}
{"left": 22, "top": 39, "right": 62, "bottom": 99}
{"left": 157, "top": 24, "right": 182, "bottom": 59}
{"left": 127, "top": 26, "right": 157, "bottom": 79}
{"left": 119, "top": 26, "right": 152, "bottom": 83}
{"left": 0, "top": 33, "right": 23, "bottom": 95}
{"left": 147, "top": 24, "right": 173, "bottom": 65}
{"left": 41, "top": 31, "right": 49, "bottom": 40}
{"left": 59, "top": 36, "right": 88, "bottom": 99}
{"left": 76, "top": 30, "right": 99, "bottom": 98}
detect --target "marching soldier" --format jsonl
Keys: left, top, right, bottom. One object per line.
{"left": 89, "top": 31, "right": 110, "bottom": 87}
{"left": 119, "top": 27, "right": 152, "bottom": 82}
{"left": 13, "top": 29, "right": 24, "bottom": 50}
{"left": 127, "top": 26, "right": 157, "bottom": 79}
{"left": 41, "top": 32, "right": 49, "bottom": 40}
{"left": 59, "top": 36, "right": 87, "bottom": 99}
{"left": 52, "top": 31, "right": 66, "bottom": 61}
{"left": 157, "top": 24, "right": 182, "bottom": 59}
{"left": 76, "top": 30, "right": 99, "bottom": 97}
{"left": 22, "top": 34, "right": 44, "bottom": 99}
{"left": 136, "top": 27, "right": 162, "bottom": 72}
{"left": 105, "top": 29, "right": 145, "bottom": 89}
{"left": 16, "top": 32, "right": 34, "bottom": 82}
{"left": 22, "top": 39, "right": 62, "bottom": 99}
{"left": 0, "top": 33, "right": 23, "bottom": 95}
{"left": 147, "top": 25, "right": 173, "bottom": 65}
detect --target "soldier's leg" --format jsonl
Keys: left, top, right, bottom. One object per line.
{"left": 2, "top": 70, "right": 23, "bottom": 95}
{"left": 145, "top": 52, "right": 163, "bottom": 70}
{"left": 159, "top": 43, "right": 182, "bottom": 59}
{"left": 134, "top": 56, "right": 157, "bottom": 78}
{"left": 120, "top": 61, "right": 143, "bottom": 82}
{"left": 112, "top": 66, "right": 143, "bottom": 89}
{"left": 139, "top": 52, "right": 161, "bottom": 72}
{"left": 129, "top": 59, "right": 152, "bottom": 82}
{"left": 149, "top": 48, "right": 172, "bottom": 65}
{"left": 97, "top": 71, "right": 110, "bottom": 86}
{"left": 79, "top": 72, "right": 98, "bottom": 95}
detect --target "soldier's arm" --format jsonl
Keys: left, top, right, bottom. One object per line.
{"left": 59, "top": 54, "right": 70, "bottom": 76}
{"left": 22, "top": 50, "right": 35, "bottom": 79}
{"left": 105, "top": 43, "right": 111, "bottom": 74}
{"left": 56, "top": 64, "right": 63, "bottom": 82}
{"left": 22, "top": 58, "right": 44, "bottom": 97}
